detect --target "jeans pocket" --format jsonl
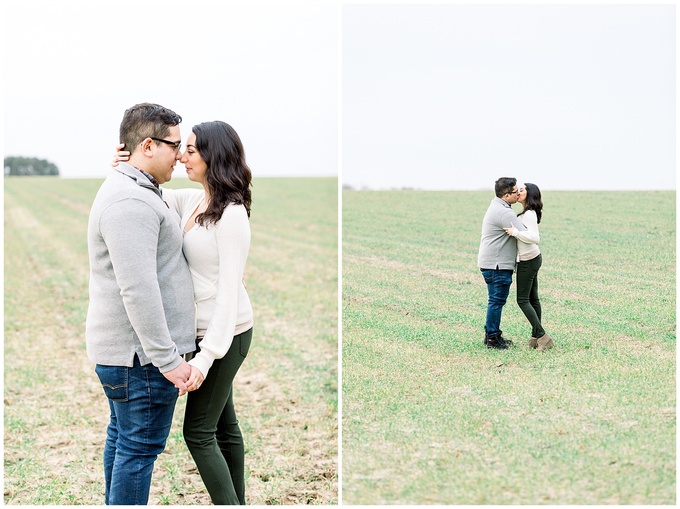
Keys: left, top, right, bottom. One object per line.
{"left": 498, "top": 271, "right": 513, "bottom": 286}
{"left": 239, "top": 329, "right": 253, "bottom": 358}
{"left": 142, "top": 364, "right": 180, "bottom": 405}
{"left": 482, "top": 269, "right": 512, "bottom": 286}
{"left": 481, "top": 269, "right": 493, "bottom": 285}
{"left": 95, "top": 364, "right": 129, "bottom": 402}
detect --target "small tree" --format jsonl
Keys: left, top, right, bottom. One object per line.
{"left": 4, "top": 156, "right": 60, "bottom": 176}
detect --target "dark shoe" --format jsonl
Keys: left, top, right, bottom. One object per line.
{"left": 485, "top": 336, "right": 509, "bottom": 349}
{"left": 529, "top": 337, "right": 538, "bottom": 349}
{"left": 501, "top": 336, "right": 514, "bottom": 347}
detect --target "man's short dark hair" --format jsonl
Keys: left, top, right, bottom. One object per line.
{"left": 119, "top": 103, "right": 182, "bottom": 154}
{"left": 495, "top": 177, "right": 517, "bottom": 198}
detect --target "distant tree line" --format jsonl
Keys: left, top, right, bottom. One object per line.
{"left": 4, "top": 156, "right": 59, "bottom": 176}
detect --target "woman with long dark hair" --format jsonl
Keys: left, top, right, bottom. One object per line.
{"left": 504, "top": 182, "right": 553, "bottom": 351}
{"left": 173, "top": 121, "right": 253, "bottom": 504}
{"left": 114, "top": 120, "right": 254, "bottom": 504}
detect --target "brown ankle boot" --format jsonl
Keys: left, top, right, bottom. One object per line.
{"left": 537, "top": 333, "right": 554, "bottom": 351}
{"left": 529, "top": 337, "right": 538, "bottom": 349}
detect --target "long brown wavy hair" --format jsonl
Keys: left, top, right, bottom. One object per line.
{"left": 518, "top": 182, "right": 543, "bottom": 224}
{"left": 193, "top": 121, "right": 252, "bottom": 225}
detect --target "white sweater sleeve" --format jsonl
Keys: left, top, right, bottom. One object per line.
{"left": 514, "top": 210, "right": 540, "bottom": 244}
{"left": 161, "top": 187, "right": 204, "bottom": 218}
{"left": 188, "top": 205, "right": 250, "bottom": 378}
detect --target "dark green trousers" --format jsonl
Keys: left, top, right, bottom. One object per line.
{"left": 516, "top": 254, "right": 546, "bottom": 338}
{"left": 184, "top": 328, "right": 253, "bottom": 505}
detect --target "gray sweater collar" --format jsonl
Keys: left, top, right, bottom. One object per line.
{"left": 493, "top": 196, "right": 511, "bottom": 208}
{"left": 115, "top": 162, "right": 163, "bottom": 198}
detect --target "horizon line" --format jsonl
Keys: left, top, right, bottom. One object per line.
{"left": 52, "top": 174, "right": 338, "bottom": 180}
{"left": 341, "top": 186, "right": 676, "bottom": 192}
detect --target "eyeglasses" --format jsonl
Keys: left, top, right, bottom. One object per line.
{"left": 150, "top": 137, "right": 182, "bottom": 153}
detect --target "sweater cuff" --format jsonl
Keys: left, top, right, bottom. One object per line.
{"left": 158, "top": 354, "right": 183, "bottom": 374}
{"left": 188, "top": 352, "right": 214, "bottom": 379}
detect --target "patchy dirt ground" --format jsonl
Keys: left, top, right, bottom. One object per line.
{"left": 5, "top": 325, "right": 337, "bottom": 505}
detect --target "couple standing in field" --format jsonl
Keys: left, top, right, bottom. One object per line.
{"left": 478, "top": 177, "right": 554, "bottom": 351}
{"left": 86, "top": 103, "right": 253, "bottom": 505}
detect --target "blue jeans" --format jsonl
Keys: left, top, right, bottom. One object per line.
{"left": 481, "top": 268, "right": 513, "bottom": 339}
{"left": 95, "top": 356, "right": 179, "bottom": 505}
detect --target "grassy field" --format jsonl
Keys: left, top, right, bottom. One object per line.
{"left": 4, "top": 176, "right": 338, "bottom": 505}
{"left": 342, "top": 190, "right": 675, "bottom": 504}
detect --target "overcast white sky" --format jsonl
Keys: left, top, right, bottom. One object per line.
{"left": 2, "top": 2, "right": 676, "bottom": 189}
{"left": 343, "top": 3, "right": 676, "bottom": 190}
{"left": 3, "top": 1, "right": 338, "bottom": 179}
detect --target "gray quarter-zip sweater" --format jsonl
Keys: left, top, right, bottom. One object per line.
{"left": 86, "top": 163, "right": 195, "bottom": 372}
{"left": 477, "top": 197, "right": 527, "bottom": 271}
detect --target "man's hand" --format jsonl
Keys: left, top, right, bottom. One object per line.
{"left": 163, "top": 360, "right": 192, "bottom": 396}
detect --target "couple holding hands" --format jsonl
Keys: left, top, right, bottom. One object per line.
{"left": 86, "top": 103, "right": 253, "bottom": 505}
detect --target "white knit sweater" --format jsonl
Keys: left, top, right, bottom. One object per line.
{"left": 511, "top": 209, "right": 541, "bottom": 261}
{"left": 163, "top": 187, "right": 254, "bottom": 378}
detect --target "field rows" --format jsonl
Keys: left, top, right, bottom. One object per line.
{"left": 4, "top": 176, "right": 338, "bottom": 505}
{"left": 342, "top": 190, "right": 675, "bottom": 504}
{"left": 3, "top": 180, "right": 675, "bottom": 505}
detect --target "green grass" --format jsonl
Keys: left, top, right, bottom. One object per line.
{"left": 342, "top": 190, "right": 675, "bottom": 504}
{"left": 4, "top": 175, "right": 338, "bottom": 505}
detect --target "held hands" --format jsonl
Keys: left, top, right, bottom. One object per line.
{"left": 162, "top": 359, "right": 192, "bottom": 397}
{"left": 186, "top": 366, "right": 205, "bottom": 393}
{"left": 162, "top": 360, "right": 205, "bottom": 396}
{"left": 111, "top": 143, "right": 131, "bottom": 167}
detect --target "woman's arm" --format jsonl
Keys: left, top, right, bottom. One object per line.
{"left": 505, "top": 210, "right": 540, "bottom": 244}
{"left": 161, "top": 187, "right": 203, "bottom": 218}
{"left": 188, "top": 205, "right": 251, "bottom": 379}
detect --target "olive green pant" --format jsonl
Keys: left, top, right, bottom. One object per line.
{"left": 516, "top": 254, "right": 545, "bottom": 338}
{"left": 184, "top": 328, "right": 253, "bottom": 505}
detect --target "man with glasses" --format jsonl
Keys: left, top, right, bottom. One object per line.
{"left": 86, "top": 103, "right": 195, "bottom": 504}
{"left": 477, "top": 177, "right": 527, "bottom": 349}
